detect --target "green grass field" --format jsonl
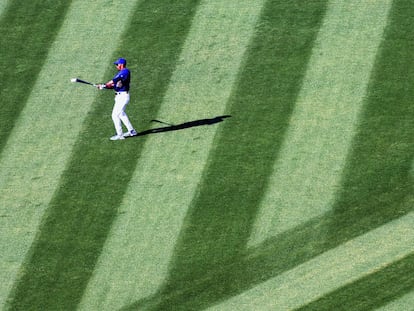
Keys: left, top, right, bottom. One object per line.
{"left": 0, "top": 0, "right": 413, "bottom": 310}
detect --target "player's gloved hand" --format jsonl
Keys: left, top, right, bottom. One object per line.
{"left": 97, "top": 84, "right": 106, "bottom": 90}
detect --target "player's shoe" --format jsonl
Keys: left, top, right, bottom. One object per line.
{"left": 123, "top": 129, "right": 138, "bottom": 137}
{"left": 110, "top": 134, "right": 125, "bottom": 141}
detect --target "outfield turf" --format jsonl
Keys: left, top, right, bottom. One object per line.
{"left": 0, "top": 0, "right": 413, "bottom": 310}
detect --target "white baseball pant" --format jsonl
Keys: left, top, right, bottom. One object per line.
{"left": 112, "top": 92, "right": 134, "bottom": 136}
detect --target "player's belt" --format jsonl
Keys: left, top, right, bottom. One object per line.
{"left": 115, "top": 91, "right": 129, "bottom": 95}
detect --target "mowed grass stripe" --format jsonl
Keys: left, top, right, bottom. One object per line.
{"left": 297, "top": 254, "right": 414, "bottom": 311}
{"left": 79, "top": 1, "right": 265, "bottom": 310}
{"left": 1, "top": 0, "right": 141, "bottom": 309}
{"left": 208, "top": 212, "right": 414, "bottom": 311}
{"left": 375, "top": 291, "right": 414, "bottom": 311}
{"left": 7, "top": 1, "right": 200, "bottom": 310}
{"left": 0, "top": 0, "right": 72, "bottom": 153}
{"left": 249, "top": 0, "right": 393, "bottom": 246}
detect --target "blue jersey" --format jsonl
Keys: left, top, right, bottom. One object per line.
{"left": 112, "top": 68, "right": 130, "bottom": 92}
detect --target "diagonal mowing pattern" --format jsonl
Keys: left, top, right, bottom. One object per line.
{"left": 0, "top": 0, "right": 72, "bottom": 153}
{"left": 6, "top": 1, "right": 201, "bottom": 310}
{"left": 1, "top": 1, "right": 411, "bottom": 310}
{"left": 299, "top": 0, "right": 414, "bottom": 307}
{"left": 0, "top": 0, "right": 140, "bottom": 309}
{"left": 218, "top": 0, "right": 413, "bottom": 309}
{"left": 326, "top": 0, "right": 414, "bottom": 246}
{"left": 136, "top": 0, "right": 414, "bottom": 309}
{"left": 249, "top": 0, "right": 393, "bottom": 246}
{"left": 208, "top": 212, "right": 414, "bottom": 310}
{"left": 243, "top": 0, "right": 414, "bottom": 307}
{"left": 297, "top": 254, "right": 414, "bottom": 310}
{"left": 78, "top": 1, "right": 265, "bottom": 310}
{"left": 122, "top": 1, "right": 329, "bottom": 310}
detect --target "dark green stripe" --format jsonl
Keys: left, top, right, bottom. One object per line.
{"left": 325, "top": 0, "right": 414, "bottom": 247}
{"left": 0, "top": 0, "right": 72, "bottom": 153}
{"left": 122, "top": 1, "right": 329, "bottom": 310}
{"left": 296, "top": 254, "right": 414, "bottom": 311}
{"left": 7, "top": 1, "right": 200, "bottom": 310}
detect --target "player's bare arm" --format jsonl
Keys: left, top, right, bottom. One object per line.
{"left": 96, "top": 80, "right": 114, "bottom": 90}
{"left": 105, "top": 80, "right": 115, "bottom": 88}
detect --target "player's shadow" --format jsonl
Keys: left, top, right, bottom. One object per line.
{"left": 134, "top": 115, "right": 232, "bottom": 137}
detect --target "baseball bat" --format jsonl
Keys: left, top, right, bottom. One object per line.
{"left": 70, "top": 78, "right": 96, "bottom": 87}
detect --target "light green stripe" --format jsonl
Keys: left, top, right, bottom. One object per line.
{"left": 78, "top": 1, "right": 265, "bottom": 310}
{"left": 0, "top": 1, "right": 8, "bottom": 18}
{"left": 249, "top": 0, "right": 392, "bottom": 246}
{"left": 208, "top": 212, "right": 414, "bottom": 311}
{"left": 0, "top": 0, "right": 140, "bottom": 307}
{"left": 375, "top": 291, "right": 414, "bottom": 311}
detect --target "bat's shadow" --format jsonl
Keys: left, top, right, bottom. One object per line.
{"left": 132, "top": 115, "right": 232, "bottom": 137}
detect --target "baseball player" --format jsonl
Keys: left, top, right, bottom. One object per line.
{"left": 97, "top": 58, "right": 137, "bottom": 140}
